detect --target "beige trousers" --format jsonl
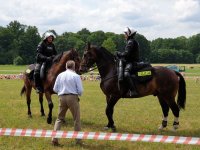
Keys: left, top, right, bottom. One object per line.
{"left": 52, "top": 95, "right": 81, "bottom": 142}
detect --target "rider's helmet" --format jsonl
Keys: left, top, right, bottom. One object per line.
{"left": 124, "top": 27, "right": 137, "bottom": 37}
{"left": 43, "top": 31, "right": 56, "bottom": 41}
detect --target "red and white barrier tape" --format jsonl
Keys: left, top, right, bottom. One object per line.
{"left": 0, "top": 128, "right": 200, "bottom": 145}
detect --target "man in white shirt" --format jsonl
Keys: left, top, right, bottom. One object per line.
{"left": 52, "top": 60, "right": 83, "bottom": 146}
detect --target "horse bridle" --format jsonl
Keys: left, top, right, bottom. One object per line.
{"left": 81, "top": 56, "right": 117, "bottom": 82}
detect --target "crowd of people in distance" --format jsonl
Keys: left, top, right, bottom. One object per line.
{"left": 0, "top": 73, "right": 23, "bottom": 79}
{"left": 0, "top": 73, "right": 101, "bottom": 81}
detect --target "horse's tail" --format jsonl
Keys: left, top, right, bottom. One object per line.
{"left": 20, "top": 85, "right": 26, "bottom": 96}
{"left": 175, "top": 72, "right": 186, "bottom": 109}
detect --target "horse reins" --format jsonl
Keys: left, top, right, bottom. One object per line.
{"left": 81, "top": 62, "right": 117, "bottom": 82}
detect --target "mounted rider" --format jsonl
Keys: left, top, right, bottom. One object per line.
{"left": 116, "top": 27, "right": 140, "bottom": 96}
{"left": 34, "top": 31, "right": 57, "bottom": 94}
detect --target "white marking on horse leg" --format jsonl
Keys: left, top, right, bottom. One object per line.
{"left": 172, "top": 117, "right": 179, "bottom": 131}
{"left": 158, "top": 116, "right": 168, "bottom": 130}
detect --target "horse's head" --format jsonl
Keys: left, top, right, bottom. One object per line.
{"left": 57, "top": 48, "right": 81, "bottom": 74}
{"left": 79, "top": 42, "right": 97, "bottom": 74}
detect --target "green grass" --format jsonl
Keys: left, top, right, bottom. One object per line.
{"left": 0, "top": 79, "right": 200, "bottom": 149}
{"left": 0, "top": 65, "right": 27, "bottom": 74}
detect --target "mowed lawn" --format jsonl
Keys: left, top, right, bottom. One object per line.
{"left": 0, "top": 79, "right": 200, "bottom": 150}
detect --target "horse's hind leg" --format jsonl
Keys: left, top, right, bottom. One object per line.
{"left": 168, "top": 98, "right": 180, "bottom": 131}
{"left": 39, "top": 93, "right": 45, "bottom": 116}
{"left": 26, "top": 86, "right": 32, "bottom": 117}
{"left": 158, "top": 95, "right": 169, "bottom": 130}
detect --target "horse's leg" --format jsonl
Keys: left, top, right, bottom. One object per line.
{"left": 104, "top": 96, "right": 119, "bottom": 132}
{"left": 26, "top": 86, "right": 32, "bottom": 118}
{"left": 168, "top": 98, "right": 180, "bottom": 131}
{"left": 158, "top": 95, "right": 169, "bottom": 130}
{"left": 39, "top": 93, "right": 45, "bottom": 116}
{"left": 45, "top": 92, "right": 53, "bottom": 124}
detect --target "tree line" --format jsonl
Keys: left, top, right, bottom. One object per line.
{"left": 0, "top": 20, "right": 200, "bottom": 65}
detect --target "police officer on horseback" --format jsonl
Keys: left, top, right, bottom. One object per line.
{"left": 34, "top": 31, "right": 57, "bottom": 94}
{"left": 116, "top": 27, "right": 139, "bottom": 96}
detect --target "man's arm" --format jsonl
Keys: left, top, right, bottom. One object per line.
{"left": 121, "top": 40, "right": 134, "bottom": 57}
{"left": 76, "top": 75, "right": 83, "bottom": 96}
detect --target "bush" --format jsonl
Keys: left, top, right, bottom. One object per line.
{"left": 13, "top": 56, "right": 24, "bottom": 65}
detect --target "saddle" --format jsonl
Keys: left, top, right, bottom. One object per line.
{"left": 25, "top": 53, "right": 63, "bottom": 81}
{"left": 25, "top": 63, "right": 51, "bottom": 81}
{"left": 131, "top": 62, "right": 154, "bottom": 83}
{"left": 117, "top": 60, "right": 154, "bottom": 84}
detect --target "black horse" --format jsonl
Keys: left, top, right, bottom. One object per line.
{"left": 79, "top": 43, "right": 186, "bottom": 131}
{"left": 21, "top": 49, "right": 80, "bottom": 124}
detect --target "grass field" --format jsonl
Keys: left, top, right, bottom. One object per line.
{"left": 0, "top": 79, "right": 200, "bottom": 149}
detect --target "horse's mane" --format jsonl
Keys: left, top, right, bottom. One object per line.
{"left": 52, "top": 52, "right": 64, "bottom": 63}
{"left": 97, "top": 46, "right": 115, "bottom": 63}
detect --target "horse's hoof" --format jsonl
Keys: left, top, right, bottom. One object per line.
{"left": 47, "top": 118, "right": 52, "bottom": 124}
{"left": 28, "top": 114, "right": 32, "bottom": 118}
{"left": 172, "top": 121, "right": 179, "bottom": 131}
{"left": 159, "top": 120, "right": 167, "bottom": 130}
{"left": 158, "top": 125, "right": 164, "bottom": 130}
{"left": 103, "top": 125, "right": 116, "bottom": 132}
{"left": 103, "top": 126, "right": 109, "bottom": 130}
{"left": 111, "top": 126, "right": 117, "bottom": 132}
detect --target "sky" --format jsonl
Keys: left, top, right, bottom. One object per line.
{"left": 0, "top": 0, "right": 200, "bottom": 40}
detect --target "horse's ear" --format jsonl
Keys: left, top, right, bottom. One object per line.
{"left": 87, "top": 42, "right": 91, "bottom": 50}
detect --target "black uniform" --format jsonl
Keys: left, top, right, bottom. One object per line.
{"left": 34, "top": 41, "right": 57, "bottom": 93}
{"left": 36, "top": 41, "right": 57, "bottom": 63}
{"left": 117, "top": 38, "right": 139, "bottom": 96}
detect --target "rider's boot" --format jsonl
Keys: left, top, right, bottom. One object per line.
{"left": 118, "top": 59, "right": 124, "bottom": 82}
{"left": 34, "top": 72, "right": 43, "bottom": 94}
{"left": 127, "top": 76, "right": 138, "bottom": 96}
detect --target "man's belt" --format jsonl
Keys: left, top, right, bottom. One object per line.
{"left": 62, "top": 93, "right": 77, "bottom": 96}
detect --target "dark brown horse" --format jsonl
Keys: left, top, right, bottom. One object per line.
{"left": 79, "top": 43, "right": 186, "bottom": 131}
{"left": 20, "top": 49, "right": 80, "bottom": 124}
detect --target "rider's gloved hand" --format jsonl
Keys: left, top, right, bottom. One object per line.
{"left": 115, "top": 51, "right": 122, "bottom": 57}
{"left": 51, "top": 55, "right": 55, "bottom": 59}
{"left": 46, "top": 57, "right": 52, "bottom": 62}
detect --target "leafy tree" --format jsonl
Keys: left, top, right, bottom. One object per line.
{"left": 187, "top": 34, "right": 200, "bottom": 62}
{"left": 174, "top": 36, "right": 187, "bottom": 50}
{"left": 18, "top": 26, "right": 41, "bottom": 64}
{"left": 150, "top": 38, "right": 164, "bottom": 51}
{"left": 54, "top": 36, "right": 69, "bottom": 53}
{"left": 87, "top": 30, "right": 106, "bottom": 46}
{"left": 77, "top": 28, "right": 91, "bottom": 43}
{"left": 102, "top": 38, "right": 116, "bottom": 53}
{"left": 178, "top": 50, "right": 194, "bottom": 63}
{"left": 150, "top": 49, "right": 193, "bottom": 63}
{"left": 115, "top": 34, "right": 125, "bottom": 52}
{"left": 13, "top": 56, "right": 24, "bottom": 65}
{"left": 1, "top": 20, "right": 200, "bottom": 65}
{"left": 136, "top": 34, "right": 151, "bottom": 61}
{"left": 75, "top": 39, "right": 85, "bottom": 55}
{"left": 7, "top": 20, "right": 26, "bottom": 39}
